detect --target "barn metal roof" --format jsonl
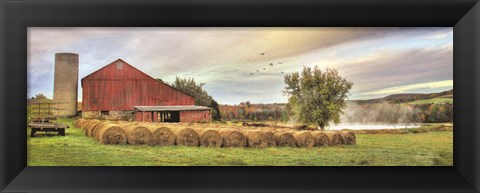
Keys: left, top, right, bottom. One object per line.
{"left": 134, "top": 105, "right": 211, "bottom": 111}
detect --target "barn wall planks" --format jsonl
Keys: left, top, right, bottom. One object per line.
{"left": 180, "top": 110, "right": 211, "bottom": 122}
{"left": 82, "top": 59, "right": 195, "bottom": 111}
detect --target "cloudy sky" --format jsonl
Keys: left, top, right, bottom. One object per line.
{"left": 27, "top": 27, "right": 453, "bottom": 105}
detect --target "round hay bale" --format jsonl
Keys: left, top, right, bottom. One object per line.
{"left": 196, "top": 128, "right": 222, "bottom": 147}
{"left": 219, "top": 129, "right": 247, "bottom": 148}
{"left": 339, "top": 131, "right": 356, "bottom": 145}
{"left": 74, "top": 118, "right": 86, "bottom": 128}
{"left": 80, "top": 119, "right": 91, "bottom": 129}
{"left": 263, "top": 131, "right": 277, "bottom": 147}
{"left": 87, "top": 122, "right": 107, "bottom": 136}
{"left": 116, "top": 121, "right": 137, "bottom": 127}
{"left": 137, "top": 122, "right": 154, "bottom": 128}
{"left": 83, "top": 120, "right": 101, "bottom": 136}
{"left": 150, "top": 126, "right": 176, "bottom": 146}
{"left": 77, "top": 119, "right": 91, "bottom": 130}
{"left": 92, "top": 122, "right": 108, "bottom": 138}
{"left": 293, "top": 131, "right": 315, "bottom": 148}
{"left": 74, "top": 119, "right": 80, "bottom": 127}
{"left": 76, "top": 119, "right": 86, "bottom": 129}
{"left": 324, "top": 131, "right": 343, "bottom": 146}
{"left": 274, "top": 132, "right": 296, "bottom": 147}
{"left": 124, "top": 125, "right": 152, "bottom": 145}
{"left": 171, "top": 128, "right": 200, "bottom": 147}
{"left": 311, "top": 131, "right": 330, "bottom": 147}
{"left": 95, "top": 124, "right": 127, "bottom": 145}
{"left": 244, "top": 130, "right": 268, "bottom": 148}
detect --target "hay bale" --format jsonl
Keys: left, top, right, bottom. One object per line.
{"left": 74, "top": 119, "right": 80, "bottom": 127}
{"left": 324, "top": 131, "right": 343, "bottom": 146}
{"left": 116, "top": 121, "right": 138, "bottom": 127}
{"left": 293, "top": 131, "right": 315, "bottom": 148}
{"left": 92, "top": 122, "right": 108, "bottom": 138}
{"left": 74, "top": 118, "right": 86, "bottom": 128}
{"left": 196, "top": 128, "right": 222, "bottom": 147}
{"left": 123, "top": 125, "right": 152, "bottom": 145}
{"left": 78, "top": 119, "right": 88, "bottom": 129}
{"left": 219, "top": 129, "right": 247, "bottom": 148}
{"left": 171, "top": 128, "right": 200, "bottom": 147}
{"left": 274, "top": 132, "right": 296, "bottom": 147}
{"left": 149, "top": 126, "right": 176, "bottom": 146}
{"left": 77, "top": 119, "right": 91, "bottom": 130}
{"left": 84, "top": 120, "right": 102, "bottom": 136}
{"left": 76, "top": 119, "right": 86, "bottom": 129}
{"left": 95, "top": 124, "right": 127, "bottom": 145}
{"left": 137, "top": 122, "right": 155, "bottom": 128}
{"left": 243, "top": 130, "right": 268, "bottom": 148}
{"left": 339, "top": 131, "right": 356, "bottom": 145}
{"left": 311, "top": 131, "right": 330, "bottom": 147}
{"left": 263, "top": 131, "right": 277, "bottom": 147}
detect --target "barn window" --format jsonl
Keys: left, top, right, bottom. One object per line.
{"left": 116, "top": 62, "right": 123, "bottom": 70}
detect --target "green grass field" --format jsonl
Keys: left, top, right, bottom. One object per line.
{"left": 408, "top": 97, "right": 453, "bottom": 105}
{"left": 27, "top": 118, "right": 453, "bottom": 166}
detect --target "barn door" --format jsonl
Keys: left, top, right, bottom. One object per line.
{"left": 158, "top": 111, "right": 180, "bottom": 122}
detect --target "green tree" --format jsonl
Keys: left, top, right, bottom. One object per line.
{"left": 209, "top": 99, "right": 222, "bottom": 121}
{"left": 35, "top": 93, "right": 48, "bottom": 100}
{"left": 172, "top": 77, "right": 222, "bottom": 121}
{"left": 283, "top": 66, "right": 353, "bottom": 130}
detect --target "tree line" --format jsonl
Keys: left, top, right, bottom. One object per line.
{"left": 220, "top": 102, "right": 289, "bottom": 122}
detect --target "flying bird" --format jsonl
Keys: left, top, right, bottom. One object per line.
{"left": 260, "top": 53, "right": 265, "bottom": 55}
{"left": 269, "top": 63, "right": 273, "bottom": 66}
{"left": 263, "top": 68, "right": 266, "bottom": 70}
{"left": 256, "top": 70, "right": 260, "bottom": 72}
{"left": 278, "top": 62, "right": 283, "bottom": 64}
{"left": 281, "top": 71, "right": 284, "bottom": 74}
{"left": 250, "top": 73, "right": 254, "bottom": 75}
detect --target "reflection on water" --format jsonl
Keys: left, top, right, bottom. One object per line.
{"left": 326, "top": 123, "right": 421, "bottom": 130}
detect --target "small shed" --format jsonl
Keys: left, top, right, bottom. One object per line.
{"left": 134, "top": 106, "right": 211, "bottom": 122}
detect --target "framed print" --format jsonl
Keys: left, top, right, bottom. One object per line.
{"left": 1, "top": 0, "right": 479, "bottom": 192}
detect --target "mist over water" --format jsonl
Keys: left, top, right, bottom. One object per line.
{"left": 332, "top": 102, "right": 421, "bottom": 130}
{"left": 326, "top": 123, "right": 421, "bottom": 131}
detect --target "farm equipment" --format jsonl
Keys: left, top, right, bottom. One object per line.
{"left": 28, "top": 101, "right": 69, "bottom": 137}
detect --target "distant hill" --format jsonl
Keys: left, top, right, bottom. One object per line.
{"left": 352, "top": 89, "right": 453, "bottom": 104}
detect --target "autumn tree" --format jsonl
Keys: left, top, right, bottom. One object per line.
{"left": 172, "top": 77, "right": 221, "bottom": 121}
{"left": 283, "top": 66, "right": 353, "bottom": 130}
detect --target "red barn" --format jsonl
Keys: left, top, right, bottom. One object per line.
{"left": 81, "top": 59, "right": 211, "bottom": 122}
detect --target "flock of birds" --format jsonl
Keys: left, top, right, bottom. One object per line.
{"left": 249, "top": 52, "right": 285, "bottom": 76}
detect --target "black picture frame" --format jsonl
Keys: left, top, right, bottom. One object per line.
{"left": 1, "top": 0, "right": 479, "bottom": 192}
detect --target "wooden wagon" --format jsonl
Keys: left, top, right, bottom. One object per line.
{"left": 28, "top": 102, "right": 69, "bottom": 137}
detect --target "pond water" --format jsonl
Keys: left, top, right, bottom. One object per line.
{"left": 325, "top": 123, "right": 422, "bottom": 130}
